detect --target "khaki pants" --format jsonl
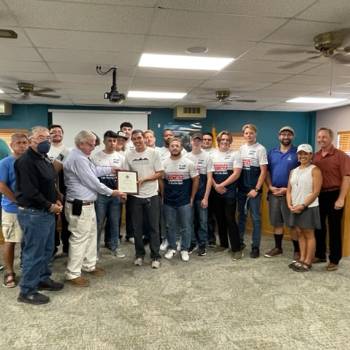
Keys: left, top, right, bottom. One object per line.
{"left": 65, "top": 202, "right": 97, "bottom": 280}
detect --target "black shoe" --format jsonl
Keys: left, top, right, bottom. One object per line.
{"left": 240, "top": 242, "right": 246, "bottom": 251}
{"left": 197, "top": 247, "right": 207, "bottom": 256}
{"left": 17, "top": 292, "right": 50, "bottom": 305}
{"left": 38, "top": 278, "right": 64, "bottom": 292}
{"left": 143, "top": 238, "right": 150, "bottom": 246}
{"left": 250, "top": 247, "right": 260, "bottom": 259}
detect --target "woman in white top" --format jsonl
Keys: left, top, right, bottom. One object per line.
{"left": 286, "top": 144, "right": 322, "bottom": 272}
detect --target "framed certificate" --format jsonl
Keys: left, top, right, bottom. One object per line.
{"left": 117, "top": 170, "right": 138, "bottom": 194}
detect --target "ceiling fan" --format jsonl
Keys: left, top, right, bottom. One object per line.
{"left": 5, "top": 82, "right": 61, "bottom": 100}
{"left": 200, "top": 90, "right": 257, "bottom": 104}
{"left": 0, "top": 29, "right": 17, "bottom": 39}
{"left": 267, "top": 28, "right": 350, "bottom": 69}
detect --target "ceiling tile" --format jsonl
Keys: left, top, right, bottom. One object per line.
{"left": 150, "top": 9, "right": 286, "bottom": 40}
{"left": 50, "top": 0, "right": 158, "bottom": 6}
{"left": 0, "top": 60, "right": 49, "bottom": 73}
{"left": 0, "top": 47, "right": 42, "bottom": 61}
{"left": 5, "top": 0, "right": 154, "bottom": 33}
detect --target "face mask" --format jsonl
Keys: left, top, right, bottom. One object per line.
{"left": 37, "top": 140, "right": 51, "bottom": 154}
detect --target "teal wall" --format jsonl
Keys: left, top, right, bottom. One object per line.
{"left": 0, "top": 104, "right": 316, "bottom": 150}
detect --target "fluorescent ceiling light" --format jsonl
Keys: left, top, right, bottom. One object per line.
{"left": 139, "top": 53, "right": 234, "bottom": 71}
{"left": 128, "top": 91, "right": 186, "bottom": 99}
{"left": 286, "top": 97, "right": 347, "bottom": 104}
{"left": 0, "top": 89, "right": 4, "bottom": 94}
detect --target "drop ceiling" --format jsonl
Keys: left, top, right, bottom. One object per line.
{"left": 0, "top": 0, "right": 350, "bottom": 111}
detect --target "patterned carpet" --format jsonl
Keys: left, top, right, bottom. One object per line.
{"left": 1, "top": 236, "right": 349, "bottom": 350}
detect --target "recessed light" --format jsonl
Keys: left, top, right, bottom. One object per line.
{"left": 286, "top": 97, "right": 347, "bottom": 104}
{"left": 138, "top": 53, "right": 234, "bottom": 71}
{"left": 127, "top": 91, "right": 186, "bottom": 99}
{"left": 0, "top": 89, "right": 4, "bottom": 94}
{"left": 186, "top": 46, "right": 208, "bottom": 54}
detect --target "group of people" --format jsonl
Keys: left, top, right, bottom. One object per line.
{"left": 0, "top": 121, "right": 349, "bottom": 305}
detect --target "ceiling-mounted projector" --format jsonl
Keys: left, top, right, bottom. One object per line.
{"left": 96, "top": 65, "right": 125, "bottom": 104}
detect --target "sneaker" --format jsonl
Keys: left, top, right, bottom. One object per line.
{"left": 0, "top": 264, "right": 4, "bottom": 271}
{"left": 112, "top": 249, "right": 126, "bottom": 258}
{"left": 250, "top": 247, "right": 260, "bottom": 259}
{"left": 66, "top": 276, "right": 90, "bottom": 287}
{"left": 326, "top": 262, "right": 338, "bottom": 271}
{"left": 18, "top": 292, "right": 50, "bottom": 305}
{"left": 160, "top": 239, "right": 168, "bottom": 251}
{"left": 208, "top": 241, "right": 216, "bottom": 248}
{"left": 180, "top": 250, "right": 190, "bottom": 262}
{"left": 188, "top": 244, "right": 198, "bottom": 255}
{"left": 128, "top": 237, "right": 135, "bottom": 244}
{"left": 264, "top": 247, "right": 283, "bottom": 258}
{"left": 134, "top": 257, "right": 143, "bottom": 266}
{"left": 312, "top": 257, "right": 327, "bottom": 264}
{"left": 197, "top": 247, "right": 207, "bottom": 256}
{"left": 164, "top": 249, "right": 176, "bottom": 260}
{"left": 232, "top": 250, "right": 243, "bottom": 261}
{"left": 151, "top": 260, "right": 161, "bottom": 269}
{"left": 38, "top": 278, "right": 64, "bottom": 292}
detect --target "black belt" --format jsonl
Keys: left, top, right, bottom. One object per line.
{"left": 321, "top": 188, "right": 339, "bottom": 193}
{"left": 67, "top": 200, "right": 94, "bottom": 206}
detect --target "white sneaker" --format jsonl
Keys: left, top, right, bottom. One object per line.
{"left": 180, "top": 250, "right": 190, "bottom": 262}
{"left": 128, "top": 237, "right": 135, "bottom": 244}
{"left": 112, "top": 249, "right": 126, "bottom": 258}
{"left": 160, "top": 239, "right": 168, "bottom": 251}
{"left": 134, "top": 257, "right": 143, "bottom": 266}
{"left": 164, "top": 249, "right": 176, "bottom": 260}
{"left": 151, "top": 260, "right": 161, "bottom": 269}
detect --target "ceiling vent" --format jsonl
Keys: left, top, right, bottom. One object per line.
{"left": 174, "top": 106, "right": 206, "bottom": 120}
{"left": 0, "top": 101, "right": 12, "bottom": 115}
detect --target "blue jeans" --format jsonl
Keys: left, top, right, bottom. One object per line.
{"left": 238, "top": 191, "right": 262, "bottom": 249}
{"left": 164, "top": 203, "right": 192, "bottom": 251}
{"left": 17, "top": 208, "right": 55, "bottom": 296}
{"left": 192, "top": 200, "right": 208, "bottom": 248}
{"left": 95, "top": 194, "right": 121, "bottom": 252}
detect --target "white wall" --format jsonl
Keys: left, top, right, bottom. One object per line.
{"left": 316, "top": 105, "right": 350, "bottom": 149}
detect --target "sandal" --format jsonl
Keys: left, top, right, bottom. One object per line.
{"left": 288, "top": 261, "right": 300, "bottom": 269}
{"left": 293, "top": 262, "right": 312, "bottom": 272}
{"left": 3, "top": 272, "right": 16, "bottom": 288}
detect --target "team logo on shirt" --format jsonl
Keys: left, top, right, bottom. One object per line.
{"left": 214, "top": 162, "right": 229, "bottom": 174}
{"left": 166, "top": 173, "right": 184, "bottom": 185}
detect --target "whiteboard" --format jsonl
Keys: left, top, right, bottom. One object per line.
{"left": 50, "top": 109, "right": 149, "bottom": 150}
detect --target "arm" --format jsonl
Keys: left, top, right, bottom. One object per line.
{"left": 214, "top": 167, "right": 242, "bottom": 194}
{"left": 138, "top": 171, "right": 163, "bottom": 187}
{"left": 247, "top": 164, "right": 267, "bottom": 198}
{"left": 190, "top": 175, "right": 199, "bottom": 207}
{"left": 286, "top": 173, "right": 293, "bottom": 210}
{"left": 0, "top": 181, "right": 16, "bottom": 203}
{"left": 335, "top": 176, "right": 350, "bottom": 209}
{"left": 201, "top": 172, "right": 212, "bottom": 208}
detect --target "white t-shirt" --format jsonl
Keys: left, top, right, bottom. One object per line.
{"left": 125, "top": 140, "right": 135, "bottom": 152}
{"left": 202, "top": 147, "right": 216, "bottom": 156}
{"left": 48, "top": 143, "right": 70, "bottom": 162}
{"left": 125, "top": 147, "right": 163, "bottom": 198}
{"left": 239, "top": 143, "right": 268, "bottom": 169}
{"left": 186, "top": 151, "right": 212, "bottom": 176}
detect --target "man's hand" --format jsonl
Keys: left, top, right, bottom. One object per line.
{"left": 201, "top": 198, "right": 208, "bottom": 209}
{"left": 112, "top": 190, "right": 127, "bottom": 200}
{"left": 247, "top": 189, "right": 258, "bottom": 198}
{"left": 214, "top": 183, "right": 226, "bottom": 195}
{"left": 334, "top": 198, "right": 344, "bottom": 210}
{"left": 49, "top": 202, "right": 63, "bottom": 215}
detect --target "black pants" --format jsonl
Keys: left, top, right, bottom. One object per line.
{"left": 128, "top": 195, "right": 160, "bottom": 259}
{"left": 212, "top": 193, "right": 240, "bottom": 251}
{"left": 315, "top": 190, "right": 343, "bottom": 264}
{"left": 54, "top": 210, "right": 71, "bottom": 254}
{"left": 125, "top": 200, "right": 134, "bottom": 239}
{"left": 207, "top": 190, "right": 216, "bottom": 244}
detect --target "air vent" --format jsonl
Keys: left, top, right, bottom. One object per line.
{"left": 0, "top": 101, "right": 12, "bottom": 116}
{"left": 174, "top": 106, "right": 206, "bottom": 120}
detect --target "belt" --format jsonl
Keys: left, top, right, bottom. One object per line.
{"left": 67, "top": 200, "right": 95, "bottom": 206}
{"left": 321, "top": 187, "right": 339, "bottom": 193}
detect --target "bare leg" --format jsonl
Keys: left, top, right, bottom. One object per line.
{"left": 303, "top": 229, "right": 315, "bottom": 266}
{"left": 296, "top": 227, "right": 306, "bottom": 262}
{"left": 3, "top": 242, "right": 15, "bottom": 273}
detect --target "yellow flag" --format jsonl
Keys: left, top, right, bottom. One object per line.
{"left": 211, "top": 126, "right": 218, "bottom": 148}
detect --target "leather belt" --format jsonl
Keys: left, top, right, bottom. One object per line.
{"left": 321, "top": 188, "right": 339, "bottom": 193}
{"left": 67, "top": 200, "right": 95, "bottom": 206}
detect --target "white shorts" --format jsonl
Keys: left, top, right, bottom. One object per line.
{"left": 1, "top": 210, "right": 23, "bottom": 243}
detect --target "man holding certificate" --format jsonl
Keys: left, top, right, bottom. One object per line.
{"left": 124, "top": 130, "right": 163, "bottom": 269}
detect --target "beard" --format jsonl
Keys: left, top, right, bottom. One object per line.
{"left": 281, "top": 139, "right": 292, "bottom": 146}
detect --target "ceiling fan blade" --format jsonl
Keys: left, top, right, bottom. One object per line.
{"left": 32, "top": 92, "right": 61, "bottom": 99}
{"left": 2, "top": 86, "right": 20, "bottom": 93}
{"left": 279, "top": 56, "right": 321, "bottom": 69}
{"left": 34, "top": 88, "right": 54, "bottom": 94}
{"left": 0, "top": 29, "right": 17, "bottom": 39}
{"left": 332, "top": 53, "right": 350, "bottom": 64}
{"left": 266, "top": 48, "right": 318, "bottom": 55}
{"left": 235, "top": 99, "right": 257, "bottom": 103}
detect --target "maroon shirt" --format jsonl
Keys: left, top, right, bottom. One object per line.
{"left": 313, "top": 145, "right": 350, "bottom": 190}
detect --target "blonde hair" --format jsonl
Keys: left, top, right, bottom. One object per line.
{"left": 242, "top": 123, "right": 257, "bottom": 133}
{"left": 217, "top": 130, "right": 232, "bottom": 144}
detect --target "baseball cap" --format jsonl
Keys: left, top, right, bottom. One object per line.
{"left": 191, "top": 132, "right": 203, "bottom": 140}
{"left": 116, "top": 131, "right": 128, "bottom": 140}
{"left": 297, "top": 144, "right": 313, "bottom": 153}
{"left": 279, "top": 126, "right": 295, "bottom": 135}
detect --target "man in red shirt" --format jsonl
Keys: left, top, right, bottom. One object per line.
{"left": 313, "top": 128, "right": 350, "bottom": 271}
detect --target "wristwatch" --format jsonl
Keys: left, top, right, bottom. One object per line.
{"left": 255, "top": 188, "right": 260, "bottom": 192}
